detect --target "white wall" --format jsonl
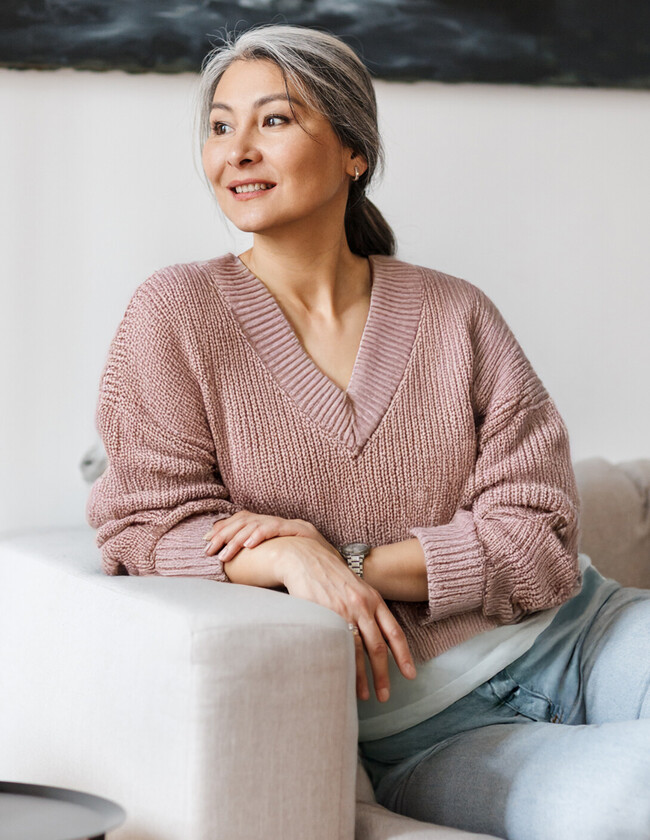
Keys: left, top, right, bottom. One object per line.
{"left": 1, "top": 67, "right": 648, "bottom": 533}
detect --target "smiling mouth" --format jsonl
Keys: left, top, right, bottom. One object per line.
{"left": 230, "top": 183, "right": 277, "bottom": 195}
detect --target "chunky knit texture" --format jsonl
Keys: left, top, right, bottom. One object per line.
{"left": 87, "top": 252, "right": 582, "bottom": 663}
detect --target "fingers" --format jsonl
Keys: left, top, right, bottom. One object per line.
{"left": 353, "top": 634, "right": 370, "bottom": 701}
{"left": 270, "top": 541, "right": 414, "bottom": 703}
{"left": 204, "top": 511, "right": 263, "bottom": 552}
{"left": 205, "top": 523, "right": 260, "bottom": 560}
{"left": 202, "top": 513, "right": 244, "bottom": 553}
{"left": 375, "top": 601, "right": 417, "bottom": 681}
{"left": 203, "top": 513, "right": 321, "bottom": 559}
{"left": 353, "top": 596, "right": 416, "bottom": 703}
{"left": 357, "top": 615, "right": 391, "bottom": 702}
{"left": 204, "top": 516, "right": 289, "bottom": 559}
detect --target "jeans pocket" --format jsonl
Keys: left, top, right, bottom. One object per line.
{"left": 486, "top": 670, "right": 555, "bottom": 722}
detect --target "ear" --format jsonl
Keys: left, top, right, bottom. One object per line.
{"left": 348, "top": 152, "right": 368, "bottom": 179}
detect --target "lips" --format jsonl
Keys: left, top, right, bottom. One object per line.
{"left": 227, "top": 180, "right": 277, "bottom": 192}
{"left": 228, "top": 181, "right": 277, "bottom": 201}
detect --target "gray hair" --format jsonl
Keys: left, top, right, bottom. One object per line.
{"left": 196, "top": 24, "right": 395, "bottom": 256}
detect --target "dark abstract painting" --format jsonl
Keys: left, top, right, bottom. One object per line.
{"left": 1, "top": 0, "right": 648, "bottom": 87}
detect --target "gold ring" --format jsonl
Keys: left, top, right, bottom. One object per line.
{"left": 347, "top": 622, "right": 360, "bottom": 636}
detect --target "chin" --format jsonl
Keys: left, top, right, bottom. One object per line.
{"left": 228, "top": 219, "right": 274, "bottom": 234}
{"left": 226, "top": 212, "right": 300, "bottom": 236}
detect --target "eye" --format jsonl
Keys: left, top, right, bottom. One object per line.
{"left": 264, "top": 114, "right": 289, "bottom": 127}
{"left": 210, "top": 121, "right": 231, "bottom": 136}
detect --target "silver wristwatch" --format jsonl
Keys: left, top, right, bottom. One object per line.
{"left": 339, "top": 542, "right": 371, "bottom": 578}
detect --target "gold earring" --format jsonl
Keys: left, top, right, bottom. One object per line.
{"left": 353, "top": 166, "right": 360, "bottom": 182}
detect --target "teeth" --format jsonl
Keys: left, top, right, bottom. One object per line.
{"left": 234, "top": 182, "right": 273, "bottom": 194}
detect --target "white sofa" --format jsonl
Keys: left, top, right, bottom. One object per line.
{"left": 0, "top": 457, "right": 648, "bottom": 840}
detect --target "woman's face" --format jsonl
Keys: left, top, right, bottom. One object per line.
{"left": 202, "top": 58, "right": 359, "bottom": 237}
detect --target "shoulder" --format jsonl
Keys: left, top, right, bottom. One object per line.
{"left": 377, "top": 254, "right": 496, "bottom": 322}
{"left": 130, "top": 253, "right": 236, "bottom": 314}
{"left": 117, "top": 253, "right": 242, "bottom": 341}
{"left": 109, "top": 254, "right": 238, "bottom": 355}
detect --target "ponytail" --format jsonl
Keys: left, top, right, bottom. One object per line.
{"left": 345, "top": 182, "right": 395, "bottom": 257}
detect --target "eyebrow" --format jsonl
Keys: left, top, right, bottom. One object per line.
{"left": 210, "top": 93, "right": 305, "bottom": 112}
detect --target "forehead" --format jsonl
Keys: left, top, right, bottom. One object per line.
{"left": 213, "top": 59, "right": 299, "bottom": 102}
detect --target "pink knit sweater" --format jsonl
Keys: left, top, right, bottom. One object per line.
{"left": 86, "top": 252, "right": 582, "bottom": 663}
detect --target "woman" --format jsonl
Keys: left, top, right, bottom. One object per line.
{"left": 87, "top": 23, "right": 650, "bottom": 840}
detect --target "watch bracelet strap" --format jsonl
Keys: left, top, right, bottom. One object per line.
{"left": 347, "top": 554, "right": 364, "bottom": 578}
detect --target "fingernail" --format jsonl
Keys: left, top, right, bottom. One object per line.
{"left": 203, "top": 533, "right": 212, "bottom": 541}
{"left": 217, "top": 548, "right": 227, "bottom": 559}
{"left": 204, "top": 543, "right": 212, "bottom": 554}
{"left": 243, "top": 538, "right": 253, "bottom": 547}
{"left": 405, "top": 663, "right": 416, "bottom": 678}
{"left": 378, "top": 688, "right": 389, "bottom": 702}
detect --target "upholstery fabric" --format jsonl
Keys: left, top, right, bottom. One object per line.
{"left": 574, "top": 458, "right": 650, "bottom": 589}
{"left": 0, "top": 528, "right": 357, "bottom": 840}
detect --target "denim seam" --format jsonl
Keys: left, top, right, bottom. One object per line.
{"left": 377, "top": 732, "right": 466, "bottom": 814}
{"left": 580, "top": 583, "right": 628, "bottom": 653}
{"left": 636, "top": 666, "right": 650, "bottom": 718}
{"left": 572, "top": 584, "right": 638, "bottom": 723}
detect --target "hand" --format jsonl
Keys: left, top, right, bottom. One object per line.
{"left": 269, "top": 536, "right": 416, "bottom": 703}
{"left": 203, "top": 511, "right": 334, "bottom": 561}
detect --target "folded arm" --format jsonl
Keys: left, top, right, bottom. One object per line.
{"left": 371, "top": 288, "right": 582, "bottom": 624}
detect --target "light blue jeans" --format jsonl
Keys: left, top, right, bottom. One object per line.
{"left": 359, "top": 565, "right": 650, "bottom": 840}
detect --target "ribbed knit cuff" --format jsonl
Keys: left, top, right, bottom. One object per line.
{"left": 409, "top": 508, "right": 485, "bottom": 624}
{"left": 154, "top": 512, "right": 234, "bottom": 581}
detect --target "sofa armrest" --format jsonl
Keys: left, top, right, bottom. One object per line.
{"left": 0, "top": 526, "right": 358, "bottom": 840}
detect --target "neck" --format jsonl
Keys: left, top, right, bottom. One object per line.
{"left": 237, "top": 231, "right": 371, "bottom": 320}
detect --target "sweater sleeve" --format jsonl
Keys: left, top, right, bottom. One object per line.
{"left": 409, "top": 287, "right": 582, "bottom": 626}
{"left": 86, "top": 281, "right": 241, "bottom": 579}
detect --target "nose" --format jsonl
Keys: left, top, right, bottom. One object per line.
{"left": 227, "top": 126, "right": 262, "bottom": 168}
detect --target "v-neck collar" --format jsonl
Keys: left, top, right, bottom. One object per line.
{"left": 209, "top": 251, "right": 424, "bottom": 456}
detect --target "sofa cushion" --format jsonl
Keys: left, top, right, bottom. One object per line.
{"left": 574, "top": 458, "right": 650, "bottom": 589}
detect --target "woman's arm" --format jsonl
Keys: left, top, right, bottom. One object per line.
{"left": 87, "top": 279, "right": 243, "bottom": 578}
{"left": 204, "top": 512, "right": 428, "bottom": 599}
{"left": 363, "top": 539, "right": 428, "bottom": 601}
{"left": 403, "top": 287, "right": 582, "bottom": 627}
{"left": 223, "top": 534, "right": 417, "bottom": 702}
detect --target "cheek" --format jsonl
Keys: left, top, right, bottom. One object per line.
{"left": 299, "top": 139, "right": 346, "bottom": 186}
{"left": 201, "top": 144, "right": 220, "bottom": 182}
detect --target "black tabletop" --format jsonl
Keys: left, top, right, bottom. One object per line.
{"left": 0, "top": 781, "right": 126, "bottom": 840}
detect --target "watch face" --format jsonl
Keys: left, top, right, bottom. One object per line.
{"left": 341, "top": 542, "right": 371, "bottom": 557}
